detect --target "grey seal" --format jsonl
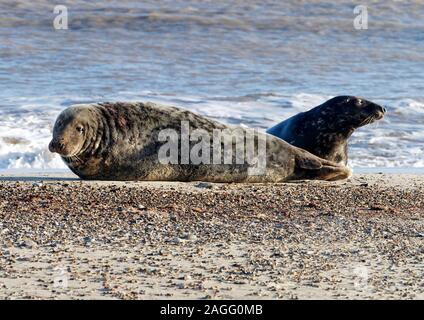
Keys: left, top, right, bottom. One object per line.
{"left": 267, "top": 96, "right": 386, "bottom": 165}
{"left": 49, "top": 102, "right": 351, "bottom": 182}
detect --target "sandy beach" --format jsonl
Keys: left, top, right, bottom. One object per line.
{"left": 0, "top": 172, "right": 423, "bottom": 300}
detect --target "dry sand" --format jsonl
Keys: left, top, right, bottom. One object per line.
{"left": 0, "top": 171, "right": 423, "bottom": 300}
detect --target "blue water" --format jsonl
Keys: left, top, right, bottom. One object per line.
{"left": 0, "top": 0, "right": 423, "bottom": 169}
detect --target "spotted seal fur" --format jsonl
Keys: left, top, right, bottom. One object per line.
{"left": 49, "top": 102, "right": 351, "bottom": 182}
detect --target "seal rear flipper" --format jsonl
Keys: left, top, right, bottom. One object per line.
{"left": 294, "top": 154, "right": 352, "bottom": 181}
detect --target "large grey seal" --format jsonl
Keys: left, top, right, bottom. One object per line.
{"left": 49, "top": 102, "right": 351, "bottom": 182}
{"left": 267, "top": 96, "right": 386, "bottom": 165}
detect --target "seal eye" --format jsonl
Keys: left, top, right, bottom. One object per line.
{"left": 76, "top": 126, "right": 84, "bottom": 134}
{"left": 356, "top": 99, "right": 363, "bottom": 106}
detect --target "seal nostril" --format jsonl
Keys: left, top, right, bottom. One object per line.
{"left": 377, "top": 106, "right": 386, "bottom": 114}
{"left": 48, "top": 141, "right": 55, "bottom": 152}
{"left": 50, "top": 141, "right": 65, "bottom": 152}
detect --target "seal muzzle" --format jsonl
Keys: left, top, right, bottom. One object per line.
{"left": 48, "top": 139, "right": 65, "bottom": 153}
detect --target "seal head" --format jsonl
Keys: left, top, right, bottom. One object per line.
{"left": 313, "top": 96, "right": 385, "bottom": 131}
{"left": 48, "top": 106, "right": 93, "bottom": 157}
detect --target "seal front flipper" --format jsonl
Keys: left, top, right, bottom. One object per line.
{"left": 294, "top": 152, "right": 322, "bottom": 170}
{"left": 293, "top": 151, "right": 352, "bottom": 181}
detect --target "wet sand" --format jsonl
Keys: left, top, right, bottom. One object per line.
{"left": 0, "top": 172, "right": 423, "bottom": 300}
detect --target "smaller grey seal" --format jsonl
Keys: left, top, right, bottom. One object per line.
{"left": 49, "top": 102, "right": 352, "bottom": 182}
{"left": 267, "top": 96, "right": 386, "bottom": 165}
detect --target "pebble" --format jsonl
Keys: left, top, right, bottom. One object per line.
{"left": 195, "top": 182, "right": 213, "bottom": 189}
{"left": 0, "top": 177, "right": 423, "bottom": 300}
{"left": 20, "top": 238, "right": 38, "bottom": 249}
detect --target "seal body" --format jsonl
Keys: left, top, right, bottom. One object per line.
{"left": 267, "top": 96, "right": 386, "bottom": 165}
{"left": 49, "top": 102, "right": 351, "bottom": 182}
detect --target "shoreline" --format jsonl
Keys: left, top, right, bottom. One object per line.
{"left": 1, "top": 170, "right": 424, "bottom": 189}
{"left": 2, "top": 166, "right": 424, "bottom": 175}
{"left": 1, "top": 173, "right": 423, "bottom": 299}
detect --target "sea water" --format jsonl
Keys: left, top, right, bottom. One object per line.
{"left": 0, "top": 0, "right": 423, "bottom": 170}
